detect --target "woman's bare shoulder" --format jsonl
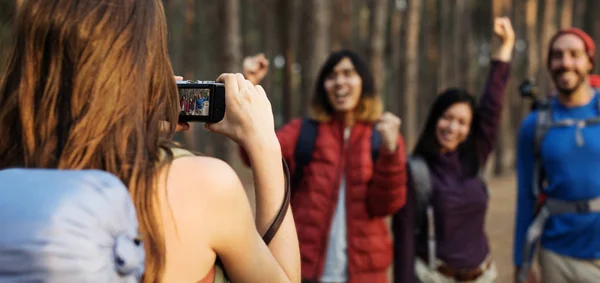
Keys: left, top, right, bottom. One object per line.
{"left": 157, "top": 155, "right": 251, "bottom": 281}
{"left": 161, "top": 155, "right": 245, "bottom": 213}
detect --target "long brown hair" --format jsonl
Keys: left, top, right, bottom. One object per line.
{"left": 0, "top": 0, "right": 178, "bottom": 281}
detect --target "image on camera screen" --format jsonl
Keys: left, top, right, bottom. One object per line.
{"left": 180, "top": 88, "right": 210, "bottom": 116}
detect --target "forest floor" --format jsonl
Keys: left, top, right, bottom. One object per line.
{"left": 236, "top": 166, "right": 519, "bottom": 282}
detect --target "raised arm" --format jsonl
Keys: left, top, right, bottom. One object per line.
{"left": 207, "top": 73, "right": 300, "bottom": 282}
{"left": 239, "top": 118, "right": 303, "bottom": 174}
{"left": 217, "top": 142, "right": 300, "bottom": 283}
{"left": 474, "top": 17, "right": 514, "bottom": 164}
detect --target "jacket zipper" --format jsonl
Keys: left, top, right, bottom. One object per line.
{"left": 315, "top": 126, "right": 351, "bottom": 280}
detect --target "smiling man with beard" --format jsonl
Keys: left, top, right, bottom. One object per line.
{"left": 514, "top": 28, "right": 600, "bottom": 283}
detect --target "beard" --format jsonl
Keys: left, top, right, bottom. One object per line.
{"left": 551, "top": 67, "right": 587, "bottom": 96}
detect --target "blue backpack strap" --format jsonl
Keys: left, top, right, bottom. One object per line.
{"left": 292, "top": 119, "right": 318, "bottom": 188}
{"left": 370, "top": 125, "right": 382, "bottom": 161}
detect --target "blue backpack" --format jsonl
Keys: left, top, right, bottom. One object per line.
{"left": 0, "top": 169, "right": 145, "bottom": 282}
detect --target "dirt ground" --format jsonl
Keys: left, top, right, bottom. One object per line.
{"left": 484, "top": 174, "right": 518, "bottom": 282}
{"left": 237, "top": 166, "right": 519, "bottom": 282}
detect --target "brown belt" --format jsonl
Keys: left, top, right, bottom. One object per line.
{"left": 436, "top": 257, "right": 492, "bottom": 282}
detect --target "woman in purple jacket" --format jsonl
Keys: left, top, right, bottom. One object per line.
{"left": 392, "top": 17, "right": 515, "bottom": 283}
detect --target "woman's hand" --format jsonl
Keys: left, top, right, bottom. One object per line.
{"left": 205, "top": 73, "right": 278, "bottom": 151}
{"left": 491, "top": 17, "right": 516, "bottom": 62}
{"left": 243, "top": 53, "right": 270, "bottom": 85}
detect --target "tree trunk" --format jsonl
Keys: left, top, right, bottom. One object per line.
{"left": 299, "top": 0, "right": 330, "bottom": 116}
{"left": 420, "top": 0, "right": 438, "bottom": 122}
{"left": 215, "top": 0, "right": 242, "bottom": 163}
{"left": 539, "top": 0, "right": 557, "bottom": 95}
{"left": 164, "top": 0, "right": 185, "bottom": 73}
{"left": 572, "top": 0, "right": 586, "bottom": 28}
{"left": 257, "top": 0, "right": 277, "bottom": 100}
{"left": 463, "top": 0, "right": 477, "bottom": 94}
{"left": 280, "top": 0, "right": 296, "bottom": 122}
{"left": 526, "top": 0, "right": 540, "bottom": 80}
{"left": 583, "top": 0, "right": 600, "bottom": 74}
{"left": 452, "top": 0, "right": 465, "bottom": 85}
{"left": 560, "top": 0, "right": 573, "bottom": 28}
{"left": 368, "top": 0, "right": 387, "bottom": 96}
{"left": 389, "top": 0, "right": 406, "bottom": 116}
{"left": 438, "top": 0, "right": 452, "bottom": 90}
{"left": 181, "top": 0, "right": 197, "bottom": 79}
{"left": 403, "top": 0, "right": 421, "bottom": 149}
{"left": 331, "top": 0, "right": 352, "bottom": 51}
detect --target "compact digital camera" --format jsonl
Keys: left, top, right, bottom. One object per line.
{"left": 177, "top": 80, "right": 225, "bottom": 123}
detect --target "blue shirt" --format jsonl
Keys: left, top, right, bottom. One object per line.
{"left": 514, "top": 92, "right": 600, "bottom": 266}
{"left": 196, "top": 98, "right": 205, "bottom": 109}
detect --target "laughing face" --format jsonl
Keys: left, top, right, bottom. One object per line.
{"left": 324, "top": 58, "right": 363, "bottom": 113}
{"left": 436, "top": 102, "right": 473, "bottom": 152}
{"left": 549, "top": 34, "right": 593, "bottom": 96}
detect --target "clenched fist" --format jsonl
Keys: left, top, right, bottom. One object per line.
{"left": 375, "top": 112, "right": 402, "bottom": 153}
{"left": 491, "top": 17, "right": 515, "bottom": 62}
{"left": 494, "top": 17, "right": 515, "bottom": 47}
{"left": 243, "top": 53, "right": 270, "bottom": 86}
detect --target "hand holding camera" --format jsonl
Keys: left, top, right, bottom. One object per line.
{"left": 205, "top": 73, "right": 278, "bottom": 150}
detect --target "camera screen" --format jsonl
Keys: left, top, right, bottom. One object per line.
{"left": 179, "top": 88, "right": 210, "bottom": 116}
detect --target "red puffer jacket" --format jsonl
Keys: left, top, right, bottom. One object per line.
{"left": 241, "top": 118, "right": 407, "bottom": 283}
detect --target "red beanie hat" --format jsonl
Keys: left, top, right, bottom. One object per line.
{"left": 589, "top": 74, "right": 600, "bottom": 87}
{"left": 547, "top": 28, "right": 596, "bottom": 70}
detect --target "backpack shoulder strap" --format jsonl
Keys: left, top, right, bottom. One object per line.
{"left": 407, "top": 155, "right": 432, "bottom": 235}
{"left": 534, "top": 108, "right": 552, "bottom": 154}
{"left": 370, "top": 125, "right": 382, "bottom": 162}
{"left": 292, "top": 119, "right": 318, "bottom": 188}
{"left": 532, "top": 107, "right": 552, "bottom": 198}
{"left": 596, "top": 90, "right": 600, "bottom": 113}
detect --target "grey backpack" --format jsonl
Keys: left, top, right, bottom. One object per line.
{"left": 0, "top": 168, "right": 145, "bottom": 282}
{"left": 406, "top": 156, "right": 436, "bottom": 269}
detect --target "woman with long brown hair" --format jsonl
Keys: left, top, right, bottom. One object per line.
{"left": 0, "top": 0, "right": 300, "bottom": 282}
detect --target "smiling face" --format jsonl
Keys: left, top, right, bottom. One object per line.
{"left": 323, "top": 57, "right": 363, "bottom": 113}
{"left": 435, "top": 102, "right": 473, "bottom": 152}
{"left": 549, "top": 34, "right": 593, "bottom": 96}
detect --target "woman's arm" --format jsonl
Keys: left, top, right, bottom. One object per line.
{"left": 206, "top": 73, "right": 300, "bottom": 282}
{"left": 238, "top": 119, "right": 303, "bottom": 173}
{"left": 474, "top": 17, "right": 514, "bottom": 164}
{"left": 160, "top": 153, "right": 300, "bottom": 283}
{"left": 218, "top": 142, "right": 300, "bottom": 283}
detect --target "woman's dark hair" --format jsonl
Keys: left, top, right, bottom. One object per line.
{"left": 309, "top": 49, "right": 382, "bottom": 123}
{"left": 413, "top": 88, "right": 480, "bottom": 177}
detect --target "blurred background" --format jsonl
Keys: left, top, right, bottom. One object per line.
{"left": 0, "top": 0, "right": 595, "bottom": 177}
{"left": 0, "top": 1, "right": 593, "bottom": 280}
